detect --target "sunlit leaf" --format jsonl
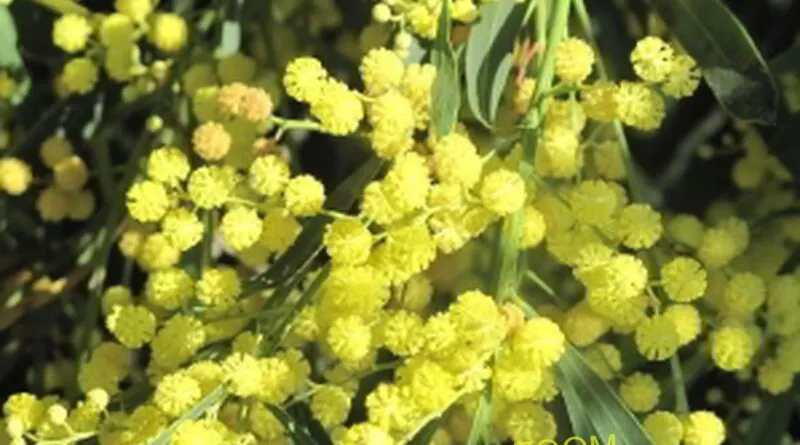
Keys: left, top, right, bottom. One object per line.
{"left": 465, "top": 0, "right": 531, "bottom": 127}
{"left": 431, "top": 0, "right": 461, "bottom": 137}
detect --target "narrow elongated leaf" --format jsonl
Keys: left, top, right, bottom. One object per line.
{"left": 560, "top": 374, "right": 597, "bottom": 440}
{"left": 650, "top": 0, "right": 778, "bottom": 124}
{"left": 466, "top": 387, "right": 492, "bottom": 445}
{"left": 743, "top": 387, "right": 795, "bottom": 445}
{"left": 558, "top": 346, "right": 654, "bottom": 444}
{"left": 770, "top": 45, "right": 800, "bottom": 76}
{"left": 266, "top": 404, "right": 319, "bottom": 445}
{"left": 0, "top": 6, "right": 22, "bottom": 69}
{"left": 465, "top": 0, "right": 530, "bottom": 127}
{"left": 431, "top": 0, "right": 461, "bottom": 137}
{"left": 407, "top": 416, "right": 443, "bottom": 445}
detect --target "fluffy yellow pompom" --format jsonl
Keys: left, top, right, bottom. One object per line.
{"left": 192, "top": 122, "right": 231, "bottom": 161}
{"left": 555, "top": 38, "right": 594, "bottom": 84}
{"left": 311, "top": 80, "right": 364, "bottom": 136}
{"left": 619, "top": 372, "right": 660, "bottom": 413}
{"left": 99, "top": 13, "right": 136, "bottom": 47}
{"left": 710, "top": 324, "right": 754, "bottom": 371}
{"left": 197, "top": 266, "right": 240, "bottom": 310}
{"left": 127, "top": 180, "right": 170, "bottom": 222}
{"left": 147, "top": 146, "right": 190, "bottom": 186}
{"left": 661, "top": 257, "right": 707, "bottom": 302}
{"left": 284, "top": 174, "right": 325, "bottom": 217}
{"left": 635, "top": 315, "right": 680, "bottom": 361}
{"left": 53, "top": 14, "right": 93, "bottom": 53}
{"left": 148, "top": 13, "right": 188, "bottom": 52}
{"left": 220, "top": 206, "right": 263, "bottom": 251}
{"left": 683, "top": 411, "right": 725, "bottom": 445}
{"left": 0, "top": 157, "right": 33, "bottom": 196}
{"left": 630, "top": 36, "right": 675, "bottom": 83}
{"left": 664, "top": 304, "right": 702, "bottom": 346}
{"left": 187, "top": 165, "right": 236, "bottom": 209}
{"left": 569, "top": 180, "right": 620, "bottom": 225}
{"left": 248, "top": 155, "right": 290, "bottom": 197}
{"left": 614, "top": 81, "right": 665, "bottom": 131}
{"left": 368, "top": 90, "right": 415, "bottom": 159}
{"left": 323, "top": 219, "right": 373, "bottom": 266}
{"left": 360, "top": 47, "right": 404, "bottom": 96}
{"left": 617, "top": 203, "right": 663, "bottom": 249}
{"left": 479, "top": 169, "right": 526, "bottom": 216}
{"left": 153, "top": 372, "right": 201, "bottom": 417}
{"left": 283, "top": 57, "right": 328, "bottom": 103}
{"left": 53, "top": 155, "right": 88, "bottom": 192}
{"left": 106, "top": 305, "right": 157, "bottom": 348}
{"left": 327, "top": 315, "right": 372, "bottom": 363}
{"left": 115, "top": 0, "right": 152, "bottom": 22}
{"left": 40, "top": 136, "right": 74, "bottom": 169}
{"left": 62, "top": 58, "right": 99, "bottom": 95}
{"left": 643, "top": 411, "right": 684, "bottom": 445}
{"left": 722, "top": 272, "right": 765, "bottom": 316}
{"left": 432, "top": 133, "right": 482, "bottom": 189}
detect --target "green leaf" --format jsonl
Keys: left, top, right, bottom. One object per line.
{"left": 407, "top": 416, "right": 443, "bottom": 445}
{"left": 431, "top": 0, "right": 461, "bottom": 137}
{"left": 0, "top": 6, "right": 22, "bottom": 70}
{"left": 743, "top": 387, "right": 795, "bottom": 445}
{"left": 246, "top": 156, "right": 383, "bottom": 292}
{"left": 560, "top": 374, "right": 597, "bottom": 439}
{"left": 650, "top": 0, "right": 778, "bottom": 124}
{"left": 465, "top": 0, "right": 530, "bottom": 127}
{"left": 557, "top": 346, "right": 654, "bottom": 444}
{"left": 770, "top": 44, "right": 800, "bottom": 76}
{"left": 266, "top": 404, "right": 319, "bottom": 445}
{"left": 465, "top": 387, "right": 492, "bottom": 445}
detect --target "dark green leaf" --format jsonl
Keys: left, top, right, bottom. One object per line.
{"left": 431, "top": 0, "right": 461, "bottom": 137}
{"left": 266, "top": 404, "right": 320, "bottom": 445}
{"left": 407, "top": 416, "right": 443, "bottom": 445}
{"left": 557, "top": 346, "right": 654, "bottom": 444}
{"left": 246, "top": 156, "right": 383, "bottom": 292}
{"left": 262, "top": 265, "right": 330, "bottom": 355}
{"left": 743, "top": 387, "right": 795, "bottom": 445}
{"left": 466, "top": 387, "right": 492, "bottom": 445}
{"left": 560, "top": 374, "right": 597, "bottom": 439}
{"left": 465, "top": 0, "right": 530, "bottom": 127}
{"left": 770, "top": 44, "right": 800, "bottom": 76}
{"left": 650, "top": 0, "right": 778, "bottom": 124}
{"left": 0, "top": 6, "right": 22, "bottom": 70}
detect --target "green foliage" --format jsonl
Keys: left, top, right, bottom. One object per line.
{"left": 558, "top": 347, "right": 654, "bottom": 445}
{"left": 650, "top": 0, "right": 779, "bottom": 124}
{"left": 0, "top": 6, "right": 22, "bottom": 70}
{"left": 266, "top": 403, "right": 321, "bottom": 445}
{"left": 431, "top": 0, "right": 461, "bottom": 137}
{"left": 743, "top": 389, "right": 796, "bottom": 445}
{"left": 407, "top": 416, "right": 444, "bottom": 445}
{"left": 465, "top": 387, "right": 492, "bottom": 445}
{"left": 465, "top": 0, "right": 532, "bottom": 127}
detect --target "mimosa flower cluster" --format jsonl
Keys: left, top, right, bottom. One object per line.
{"left": 1, "top": 0, "right": 798, "bottom": 445}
